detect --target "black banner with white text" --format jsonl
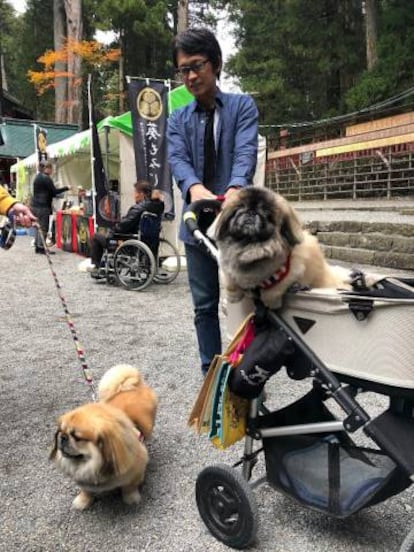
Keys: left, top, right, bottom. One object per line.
{"left": 128, "top": 79, "right": 174, "bottom": 217}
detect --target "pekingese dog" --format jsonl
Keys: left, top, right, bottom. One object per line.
{"left": 209, "top": 187, "right": 350, "bottom": 308}
{"left": 50, "top": 364, "right": 158, "bottom": 510}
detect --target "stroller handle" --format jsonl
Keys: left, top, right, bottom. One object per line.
{"left": 183, "top": 198, "right": 224, "bottom": 235}
{"left": 183, "top": 197, "right": 225, "bottom": 259}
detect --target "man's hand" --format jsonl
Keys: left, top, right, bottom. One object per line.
{"left": 224, "top": 186, "right": 241, "bottom": 199}
{"left": 189, "top": 183, "right": 216, "bottom": 202}
{"left": 8, "top": 203, "right": 37, "bottom": 227}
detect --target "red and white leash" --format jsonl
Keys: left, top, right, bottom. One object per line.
{"left": 35, "top": 223, "right": 97, "bottom": 401}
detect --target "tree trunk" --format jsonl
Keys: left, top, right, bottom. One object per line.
{"left": 64, "top": 0, "right": 83, "bottom": 126}
{"left": 177, "top": 0, "right": 189, "bottom": 33}
{"left": 365, "top": 0, "right": 379, "bottom": 70}
{"left": 119, "top": 30, "right": 125, "bottom": 114}
{"left": 54, "top": 0, "right": 67, "bottom": 123}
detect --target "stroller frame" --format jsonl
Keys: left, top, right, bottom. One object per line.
{"left": 186, "top": 199, "right": 414, "bottom": 551}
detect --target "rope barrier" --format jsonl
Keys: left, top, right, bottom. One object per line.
{"left": 35, "top": 223, "right": 97, "bottom": 402}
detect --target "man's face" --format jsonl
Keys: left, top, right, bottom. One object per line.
{"left": 134, "top": 190, "right": 144, "bottom": 203}
{"left": 176, "top": 50, "right": 219, "bottom": 106}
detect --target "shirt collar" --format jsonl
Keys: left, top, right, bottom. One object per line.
{"left": 192, "top": 89, "right": 224, "bottom": 113}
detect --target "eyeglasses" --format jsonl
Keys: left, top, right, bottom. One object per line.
{"left": 176, "top": 59, "right": 209, "bottom": 78}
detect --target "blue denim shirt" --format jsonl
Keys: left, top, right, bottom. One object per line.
{"left": 167, "top": 89, "right": 259, "bottom": 243}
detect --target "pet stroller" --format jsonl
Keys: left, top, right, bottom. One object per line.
{"left": 185, "top": 199, "right": 414, "bottom": 551}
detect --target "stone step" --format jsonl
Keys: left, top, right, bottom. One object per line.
{"left": 322, "top": 245, "right": 414, "bottom": 270}
{"left": 306, "top": 219, "right": 414, "bottom": 237}
{"left": 316, "top": 231, "right": 414, "bottom": 255}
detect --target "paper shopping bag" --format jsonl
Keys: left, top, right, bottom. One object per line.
{"left": 187, "top": 354, "right": 220, "bottom": 432}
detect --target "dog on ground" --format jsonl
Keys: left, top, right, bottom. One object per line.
{"left": 209, "top": 187, "right": 350, "bottom": 308}
{"left": 50, "top": 364, "right": 158, "bottom": 510}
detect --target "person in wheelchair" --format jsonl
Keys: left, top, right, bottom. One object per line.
{"left": 89, "top": 179, "right": 164, "bottom": 277}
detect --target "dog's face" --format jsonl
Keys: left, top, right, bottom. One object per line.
{"left": 50, "top": 403, "right": 146, "bottom": 488}
{"left": 212, "top": 188, "right": 304, "bottom": 289}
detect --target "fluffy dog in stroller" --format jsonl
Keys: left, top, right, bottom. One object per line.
{"left": 186, "top": 196, "right": 414, "bottom": 551}
{"left": 208, "top": 187, "right": 351, "bottom": 308}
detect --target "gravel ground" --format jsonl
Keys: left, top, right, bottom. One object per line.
{"left": 0, "top": 235, "right": 413, "bottom": 552}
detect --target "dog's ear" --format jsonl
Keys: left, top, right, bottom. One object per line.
{"left": 98, "top": 418, "right": 134, "bottom": 477}
{"left": 277, "top": 194, "right": 304, "bottom": 246}
{"left": 49, "top": 429, "right": 60, "bottom": 460}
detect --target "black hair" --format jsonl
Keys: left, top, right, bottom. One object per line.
{"left": 134, "top": 179, "right": 152, "bottom": 199}
{"left": 172, "top": 27, "right": 222, "bottom": 79}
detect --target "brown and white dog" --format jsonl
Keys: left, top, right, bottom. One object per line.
{"left": 50, "top": 364, "right": 158, "bottom": 510}
{"left": 209, "top": 187, "right": 350, "bottom": 308}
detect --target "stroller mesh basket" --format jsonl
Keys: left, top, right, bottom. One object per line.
{"left": 261, "top": 389, "right": 410, "bottom": 518}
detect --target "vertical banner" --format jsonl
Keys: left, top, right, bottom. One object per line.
{"left": 128, "top": 79, "right": 174, "bottom": 217}
{"left": 35, "top": 125, "right": 48, "bottom": 164}
{"left": 88, "top": 75, "right": 117, "bottom": 228}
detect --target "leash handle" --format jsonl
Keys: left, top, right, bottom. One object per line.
{"left": 36, "top": 223, "right": 97, "bottom": 401}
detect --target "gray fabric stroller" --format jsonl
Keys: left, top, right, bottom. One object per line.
{"left": 185, "top": 199, "right": 414, "bottom": 551}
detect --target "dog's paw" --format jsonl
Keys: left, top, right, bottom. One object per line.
{"left": 122, "top": 488, "right": 141, "bottom": 505}
{"left": 72, "top": 490, "right": 94, "bottom": 510}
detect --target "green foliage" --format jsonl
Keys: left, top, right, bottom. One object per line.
{"left": 345, "top": 0, "right": 414, "bottom": 110}
{"left": 223, "top": 0, "right": 365, "bottom": 133}
{"left": 3, "top": 0, "right": 414, "bottom": 129}
{"left": 4, "top": 0, "right": 55, "bottom": 120}
{"left": 84, "top": 0, "right": 175, "bottom": 81}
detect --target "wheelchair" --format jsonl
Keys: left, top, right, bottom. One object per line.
{"left": 92, "top": 211, "right": 181, "bottom": 291}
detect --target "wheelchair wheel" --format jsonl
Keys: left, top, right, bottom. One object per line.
{"left": 153, "top": 238, "right": 181, "bottom": 284}
{"left": 113, "top": 239, "right": 156, "bottom": 291}
{"left": 196, "top": 464, "right": 258, "bottom": 549}
{"left": 400, "top": 527, "right": 414, "bottom": 552}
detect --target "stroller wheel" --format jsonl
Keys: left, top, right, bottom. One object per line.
{"left": 196, "top": 464, "right": 258, "bottom": 549}
{"left": 400, "top": 527, "right": 414, "bottom": 552}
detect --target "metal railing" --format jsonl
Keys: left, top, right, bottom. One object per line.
{"left": 266, "top": 145, "right": 414, "bottom": 201}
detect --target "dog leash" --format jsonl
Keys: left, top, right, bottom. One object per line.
{"left": 35, "top": 223, "right": 97, "bottom": 402}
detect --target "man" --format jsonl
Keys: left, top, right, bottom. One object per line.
{"left": 0, "top": 185, "right": 37, "bottom": 226}
{"left": 31, "top": 160, "right": 70, "bottom": 254}
{"left": 167, "top": 27, "right": 259, "bottom": 376}
{"left": 89, "top": 180, "right": 164, "bottom": 276}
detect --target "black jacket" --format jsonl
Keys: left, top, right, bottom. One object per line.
{"left": 113, "top": 198, "right": 164, "bottom": 234}
{"left": 31, "top": 173, "right": 69, "bottom": 211}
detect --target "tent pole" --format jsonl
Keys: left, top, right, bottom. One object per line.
{"left": 105, "top": 126, "right": 110, "bottom": 186}
{"left": 87, "top": 74, "right": 97, "bottom": 232}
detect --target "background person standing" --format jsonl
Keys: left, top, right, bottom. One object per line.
{"left": 31, "top": 161, "right": 70, "bottom": 254}
{"left": 167, "top": 27, "right": 259, "bottom": 376}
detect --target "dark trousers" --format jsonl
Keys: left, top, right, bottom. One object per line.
{"left": 32, "top": 206, "right": 50, "bottom": 251}
{"left": 90, "top": 233, "right": 108, "bottom": 267}
{"left": 185, "top": 242, "right": 222, "bottom": 374}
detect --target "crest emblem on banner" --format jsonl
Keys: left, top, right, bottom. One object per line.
{"left": 35, "top": 126, "right": 48, "bottom": 164}
{"left": 137, "top": 88, "right": 163, "bottom": 121}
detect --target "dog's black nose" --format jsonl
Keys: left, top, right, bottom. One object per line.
{"left": 232, "top": 210, "right": 273, "bottom": 242}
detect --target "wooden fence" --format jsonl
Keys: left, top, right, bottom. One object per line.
{"left": 265, "top": 112, "right": 414, "bottom": 200}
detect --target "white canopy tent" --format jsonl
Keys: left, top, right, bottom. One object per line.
{"left": 10, "top": 127, "right": 127, "bottom": 208}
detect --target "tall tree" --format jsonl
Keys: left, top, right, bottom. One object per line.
{"left": 52, "top": 0, "right": 83, "bottom": 125}
{"left": 365, "top": 0, "right": 380, "bottom": 69}
{"left": 5, "top": 0, "right": 55, "bottom": 120}
{"left": 54, "top": 0, "right": 66, "bottom": 122}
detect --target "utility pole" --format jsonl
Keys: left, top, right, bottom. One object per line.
{"left": 177, "top": 0, "right": 189, "bottom": 33}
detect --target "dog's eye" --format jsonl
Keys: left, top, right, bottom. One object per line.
{"left": 70, "top": 431, "right": 86, "bottom": 442}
